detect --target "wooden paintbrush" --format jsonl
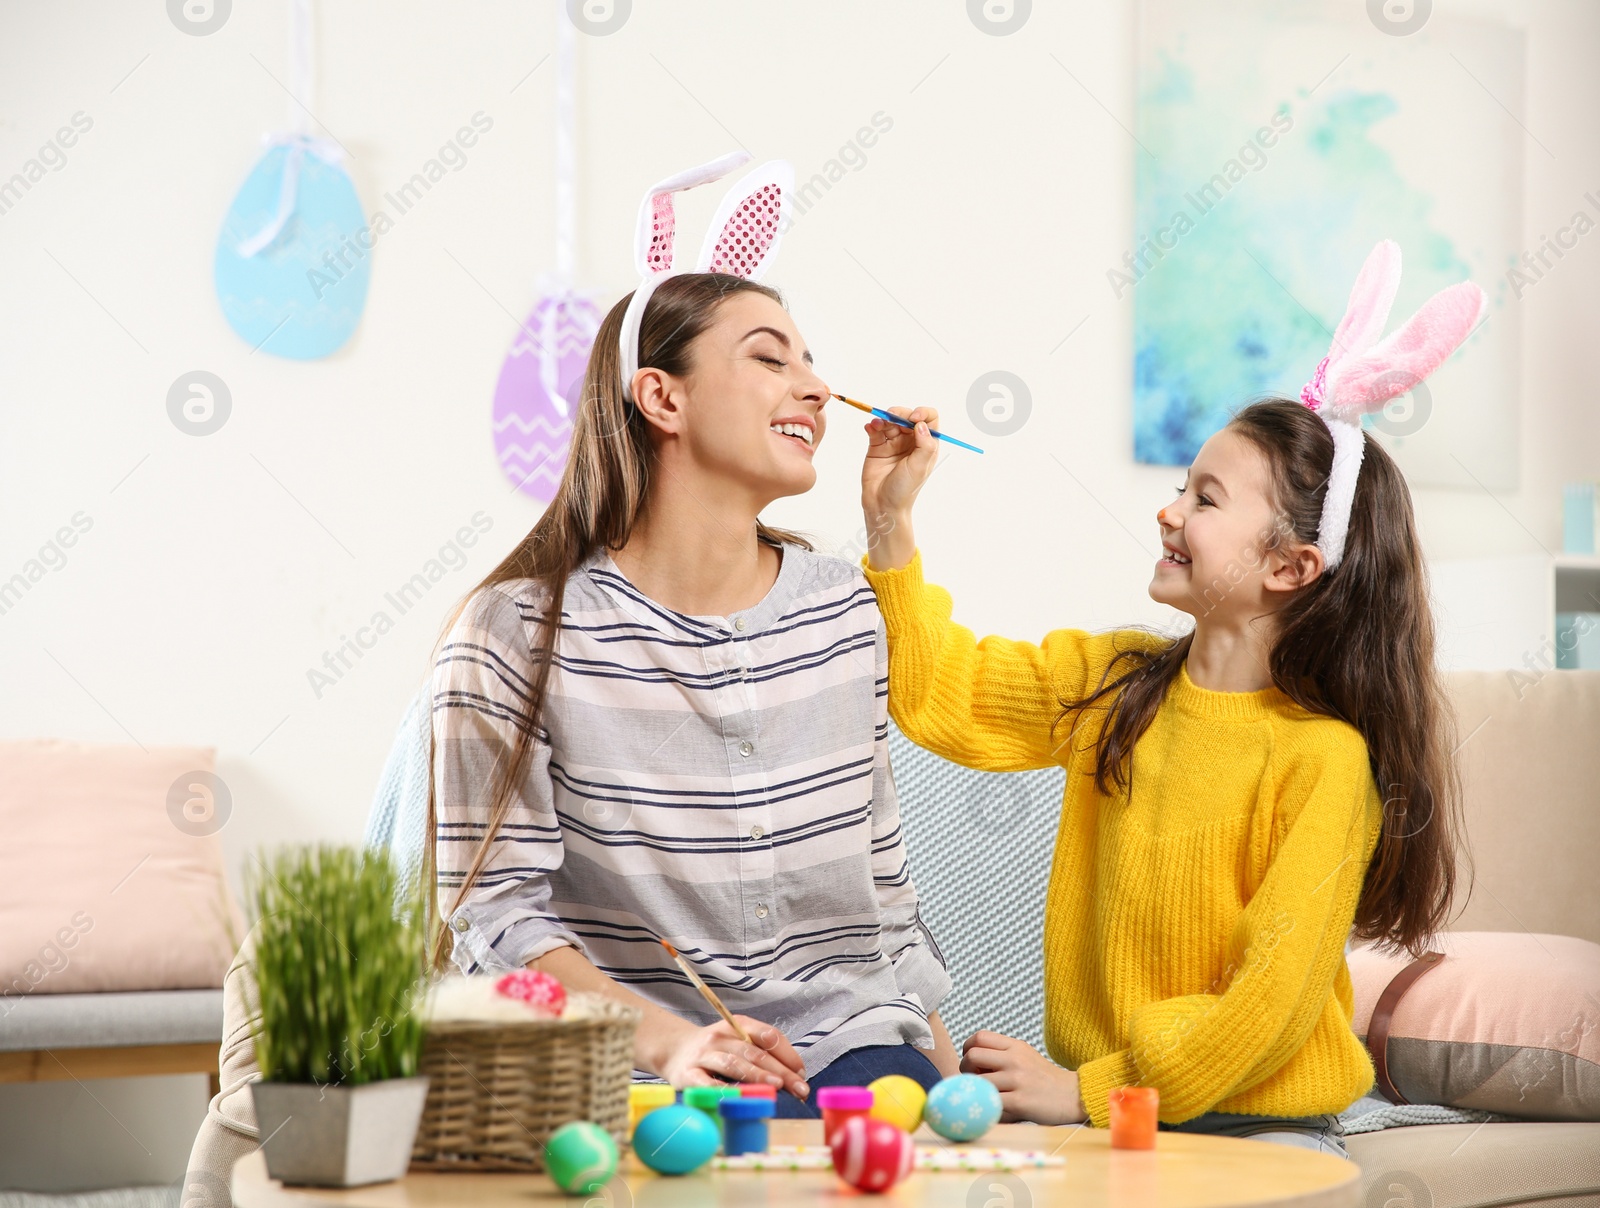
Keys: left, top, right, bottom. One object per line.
{"left": 660, "top": 938, "right": 752, "bottom": 1044}
{"left": 661, "top": 938, "right": 810, "bottom": 1100}
{"left": 830, "top": 393, "right": 985, "bottom": 454}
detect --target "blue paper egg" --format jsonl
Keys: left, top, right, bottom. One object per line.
{"left": 924, "top": 1074, "right": 1002, "bottom": 1143}
{"left": 631, "top": 1103, "right": 719, "bottom": 1175}
{"left": 213, "top": 137, "right": 369, "bottom": 360}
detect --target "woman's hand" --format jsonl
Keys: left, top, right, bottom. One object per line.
{"left": 654, "top": 1014, "right": 810, "bottom": 1099}
{"left": 532, "top": 947, "right": 809, "bottom": 1098}
{"left": 960, "top": 1030, "right": 1087, "bottom": 1125}
{"left": 860, "top": 406, "right": 939, "bottom": 571}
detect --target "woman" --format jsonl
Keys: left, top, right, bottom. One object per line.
{"left": 428, "top": 269, "right": 958, "bottom": 1114}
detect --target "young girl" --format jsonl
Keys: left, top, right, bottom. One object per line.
{"left": 427, "top": 154, "right": 957, "bottom": 1116}
{"left": 855, "top": 242, "right": 1481, "bottom": 1154}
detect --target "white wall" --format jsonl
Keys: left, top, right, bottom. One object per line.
{"left": 1, "top": 0, "right": 1596, "bottom": 1184}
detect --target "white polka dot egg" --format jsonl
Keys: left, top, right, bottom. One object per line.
{"left": 923, "top": 1074, "right": 1002, "bottom": 1142}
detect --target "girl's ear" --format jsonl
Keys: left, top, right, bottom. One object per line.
{"left": 1263, "top": 537, "right": 1326, "bottom": 597}
{"left": 695, "top": 160, "right": 794, "bottom": 280}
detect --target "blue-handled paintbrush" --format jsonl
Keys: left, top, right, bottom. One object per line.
{"left": 831, "top": 393, "right": 985, "bottom": 454}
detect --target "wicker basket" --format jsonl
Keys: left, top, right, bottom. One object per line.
{"left": 409, "top": 994, "right": 640, "bottom": 1172}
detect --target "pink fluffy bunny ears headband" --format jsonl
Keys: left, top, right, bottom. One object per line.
{"left": 1296, "top": 240, "right": 1486, "bottom": 571}
{"left": 618, "top": 150, "right": 795, "bottom": 403}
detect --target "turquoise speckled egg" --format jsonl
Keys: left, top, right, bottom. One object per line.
{"left": 923, "top": 1074, "right": 1003, "bottom": 1142}
{"left": 632, "top": 1103, "right": 720, "bottom": 1175}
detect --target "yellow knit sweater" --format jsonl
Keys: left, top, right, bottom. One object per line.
{"left": 862, "top": 550, "right": 1383, "bottom": 1129}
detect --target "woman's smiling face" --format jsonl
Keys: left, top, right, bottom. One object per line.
{"left": 634, "top": 290, "right": 830, "bottom": 502}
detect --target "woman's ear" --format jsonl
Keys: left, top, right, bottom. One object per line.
{"left": 1264, "top": 538, "right": 1325, "bottom": 596}
{"left": 629, "top": 368, "right": 684, "bottom": 436}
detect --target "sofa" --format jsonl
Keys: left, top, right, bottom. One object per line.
{"left": 0, "top": 741, "right": 237, "bottom": 1189}
{"left": 183, "top": 669, "right": 1600, "bottom": 1205}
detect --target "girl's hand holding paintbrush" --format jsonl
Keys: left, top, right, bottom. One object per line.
{"left": 860, "top": 405, "right": 940, "bottom": 574}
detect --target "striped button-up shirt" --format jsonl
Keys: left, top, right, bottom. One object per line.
{"left": 431, "top": 540, "right": 951, "bottom": 1076}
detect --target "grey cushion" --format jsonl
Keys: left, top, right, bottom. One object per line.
{"left": 891, "top": 720, "right": 1062, "bottom": 1053}
{"left": 0, "top": 990, "right": 223, "bottom": 1051}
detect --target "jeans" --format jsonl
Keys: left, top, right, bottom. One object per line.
{"left": 773, "top": 1043, "right": 943, "bottom": 1119}
{"left": 1160, "top": 1110, "right": 1350, "bottom": 1158}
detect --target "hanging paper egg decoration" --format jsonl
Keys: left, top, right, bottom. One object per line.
{"left": 213, "top": 135, "right": 370, "bottom": 360}
{"left": 492, "top": 287, "right": 601, "bottom": 503}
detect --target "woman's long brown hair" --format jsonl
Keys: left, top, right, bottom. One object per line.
{"left": 423, "top": 273, "right": 813, "bottom": 969}
{"left": 1050, "top": 399, "right": 1467, "bottom": 956}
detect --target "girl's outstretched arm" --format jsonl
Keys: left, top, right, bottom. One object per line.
{"left": 859, "top": 405, "right": 940, "bottom": 575}
{"left": 858, "top": 406, "right": 1153, "bottom": 771}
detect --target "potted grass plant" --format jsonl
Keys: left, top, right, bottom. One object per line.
{"left": 247, "top": 845, "right": 429, "bottom": 1187}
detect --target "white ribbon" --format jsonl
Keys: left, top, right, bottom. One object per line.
{"left": 527, "top": 7, "right": 600, "bottom": 417}
{"left": 237, "top": 0, "right": 338, "bottom": 258}
{"left": 554, "top": 7, "right": 576, "bottom": 285}
{"left": 235, "top": 133, "right": 345, "bottom": 258}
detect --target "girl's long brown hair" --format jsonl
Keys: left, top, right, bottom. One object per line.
{"left": 1051, "top": 399, "right": 1466, "bottom": 956}
{"left": 424, "top": 273, "right": 813, "bottom": 969}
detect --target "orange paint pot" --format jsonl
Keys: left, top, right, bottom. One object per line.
{"left": 1109, "top": 1086, "right": 1159, "bottom": 1150}
{"left": 816, "top": 1086, "right": 874, "bottom": 1148}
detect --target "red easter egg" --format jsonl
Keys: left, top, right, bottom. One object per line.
{"left": 828, "top": 1114, "right": 914, "bottom": 1194}
{"left": 494, "top": 969, "right": 567, "bottom": 1016}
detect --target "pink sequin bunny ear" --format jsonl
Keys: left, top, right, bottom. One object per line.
{"left": 618, "top": 152, "right": 795, "bottom": 402}
{"left": 631, "top": 150, "right": 752, "bottom": 278}
{"left": 693, "top": 159, "right": 793, "bottom": 281}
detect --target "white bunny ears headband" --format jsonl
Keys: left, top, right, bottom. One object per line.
{"left": 617, "top": 150, "right": 794, "bottom": 402}
{"left": 1297, "top": 240, "right": 1486, "bottom": 571}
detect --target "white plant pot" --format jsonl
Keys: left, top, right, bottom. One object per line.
{"left": 251, "top": 1076, "right": 429, "bottom": 1187}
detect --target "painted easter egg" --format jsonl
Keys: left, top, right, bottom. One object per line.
{"left": 867, "top": 1074, "right": 927, "bottom": 1133}
{"left": 632, "top": 1103, "right": 719, "bottom": 1175}
{"left": 213, "top": 136, "right": 369, "bottom": 359}
{"left": 492, "top": 289, "right": 602, "bottom": 504}
{"left": 543, "top": 1120, "right": 618, "bottom": 1194}
{"left": 494, "top": 969, "right": 566, "bottom": 1016}
{"left": 924, "top": 1074, "right": 1002, "bottom": 1143}
{"left": 828, "top": 1115, "right": 914, "bottom": 1193}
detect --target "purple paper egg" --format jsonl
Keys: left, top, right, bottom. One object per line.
{"left": 492, "top": 290, "right": 601, "bottom": 503}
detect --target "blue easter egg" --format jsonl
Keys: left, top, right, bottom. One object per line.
{"left": 213, "top": 137, "right": 369, "bottom": 359}
{"left": 631, "top": 1104, "right": 719, "bottom": 1175}
{"left": 924, "top": 1074, "right": 1002, "bottom": 1142}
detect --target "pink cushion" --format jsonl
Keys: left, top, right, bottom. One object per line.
{"left": 1349, "top": 931, "right": 1600, "bottom": 1120}
{"left": 0, "top": 739, "right": 239, "bottom": 996}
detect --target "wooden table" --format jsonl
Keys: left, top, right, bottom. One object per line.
{"left": 233, "top": 1120, "right": 1360, "bottom": 1208}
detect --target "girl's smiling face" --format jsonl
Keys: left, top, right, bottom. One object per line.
{"left": 1150, "top": 425, "right": 1315, "bottom": 621}
{"left": 631, "top": 291, "right": 830, "bottom": 503}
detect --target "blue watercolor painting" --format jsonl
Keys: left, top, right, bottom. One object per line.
{"left": 1130, "top": 5, "right": 1515, "bottom": 472}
